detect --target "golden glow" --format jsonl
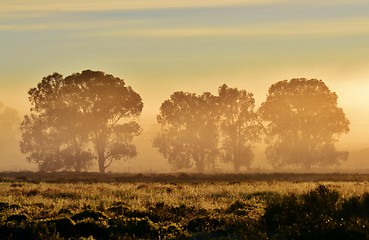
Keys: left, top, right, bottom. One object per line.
{"left": 1, "top": 0, "right": 369, "bottom": 171}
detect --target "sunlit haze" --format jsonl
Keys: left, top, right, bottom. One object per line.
{"left": 1, "top": 0, "right": 369, "bottom": 171}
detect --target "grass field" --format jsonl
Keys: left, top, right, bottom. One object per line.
{"left": 1, "top": 172, "right": 369, "bottom": 239}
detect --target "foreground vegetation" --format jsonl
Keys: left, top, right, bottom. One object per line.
{"left": 1, "top": 173, "right": 369, "bottom": 239}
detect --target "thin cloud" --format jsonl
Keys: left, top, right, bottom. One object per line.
{"left": 87, "top": 18, "right": 369, "bottom": 38}
{"left": 0, "top": 0, "right": 284, "bottom": 14}
{"left": 2, "top": 17, "right": 369, "bottom": 38}
{"left": 1, "top": 0, "right": 367, "bottom": 15}
{"left": 0, "top": 19, "right": 143, "bottom": 32}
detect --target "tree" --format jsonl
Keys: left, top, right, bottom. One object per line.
{"left": 0, "top": 103, "right": 20, "bottom": 153}
{"left": 259, "top": 78, "right": 350, "bottom": 169}
{"left": 153, "top": 91, "right": 219, "bottom": 173}
{"left": 20, "top": 70, "right": 143, "bottom": 173}
{"left": 217, "top": 84, "right": 262, "bottom": 172}
{"left": 0, "top": 103, "right": 22, "bottom": 164}
{"left": 20, "top": 73, "right": 93, "bottom": 172}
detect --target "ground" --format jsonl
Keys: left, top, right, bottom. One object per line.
{"left": 0, "top": 172, "right": 369, "bottom": 239}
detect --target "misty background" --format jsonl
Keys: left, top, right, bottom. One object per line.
{"left": 0, "top": 90, "right": 367, "bottom": 173}
{"left": 1, "top": 1, "right": 369, "bottom": 172}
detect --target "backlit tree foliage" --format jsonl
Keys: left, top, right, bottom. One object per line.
{"left": 0, "top": 103, "right": 20, "bottom": 154}
{"left": 0, "top": 103, "right": 22, "bottom": 169}
{"left": 20, "top": 73, "right": 92, "bottom": 172}
{"left": 217, "top": 84, "right": 262, "bottom": 172}
{"left": 154, "top": 85, "right": 262, "bottom": 172}
{"left": 259, "top": 78, "right": 350, "bottom": 169}
{"left": 153, "top": 92, "right": 219, "bottom": 173}
{"left": 20, "top": 70, "right": 143, "bottom": 173}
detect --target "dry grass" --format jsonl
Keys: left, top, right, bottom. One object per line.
{"left": 1, "top": 180, "right": 369, "bottom": 220}
{"left": 2, "top": 173, "right": 369, "bottom": 239}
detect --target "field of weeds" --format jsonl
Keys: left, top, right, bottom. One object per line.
{"left": 1, "top": 173, "right": 369, "bottom": 239}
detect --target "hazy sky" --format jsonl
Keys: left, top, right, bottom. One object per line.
{"left": 1, "top": 0, "right": 369, "bottom": 149}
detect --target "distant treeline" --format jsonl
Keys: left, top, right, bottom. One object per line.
{"left": 17, "top": 70, "right": 349, "bottom": 173}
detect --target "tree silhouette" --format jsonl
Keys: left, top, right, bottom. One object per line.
{"left": 20, "top": 73, "right": 93, "bottom": 172}
{"left": 259, "top": 78, "right": 350, "bottom": 169}
{"left": 217, "top": 84, "right": 262, "bottom": 172}
{"left": 153, "top": 91, "right": 219, "bottom": 173}
{"left": 20, "top": 70, "right": 143, "bottom": 173}
{"left": 65, "top": 70, "right": 143, "bottom": 173}
{"left": 0, "top": 103, "right": 21, "bottom": 156}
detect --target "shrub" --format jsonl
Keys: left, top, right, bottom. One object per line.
{"left": 186, "top": 215, "right": 223, "bottom": 233}
{"left": 0, "top": 202, "right": 9, "bottom": 211}
{"left": 0, "top": 221, "right": 61, "bottom": 240}
{"left": 161, "top": 223, "right": 188, "bottom": 240}
{"left": 227, "top": 200, "right": 247, "bottom": 215}
{"left": 71, "top": 210, "right": 108, "bottom": 221}
{"left": 108, "top": 217, "right": 159, "bottom": 239}
{"left": 48, "top": 217, "right": 75, "bottom": 238}
{"left": 75, "top": 219, "right": 108, "bottom": 239}
{"left": 7, "top": 214, "right": 28, "bottom": 222}
{"left": 302, "top": 184, "right": 340, "bottom": 216}
{"left": 262, "top": 185, "right": 369, "bottom": 239}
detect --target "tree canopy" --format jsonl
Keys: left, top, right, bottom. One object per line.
{"left": 20, "top": 74, "right": 352, "bottom": 172}
{"left": 0, "top": 103, "right": 20, "bottom": 153}
{"left": 259, "top": 78, "right": 350, "bottom": 169}
{"left": 153, "top": 91, "right": 219, "bottom": 173}
{"left": 217, "top": 84, "right": 262, "bottom": 171}
{"left": 154, "top": 85, "right": 262, "bottom": 172}
{"left": 20, "top": 70, "right": 143, "bottom": 173}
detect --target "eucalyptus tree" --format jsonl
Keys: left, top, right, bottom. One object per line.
{"left": 63, "top": 70, "right": 142, "bottom": 173}
{"left": 20, "top": 70, "right": 143, "bottom": 173}
{"left": 154, "top": 91, "right": 219, "bottom": 173}
{"left": 0, "top": 102, "right": 20, "bottom": 153}
{"left": 20, "top": 73, "right": 93, "bottom": 171}
{"left": 217, "top": 84, "right": 262, "bottom": 172}
{"left": 0, "top": 102, "right": 22, "bottom": 168}
{"left": 259, "top": 78, "right": 350, "bottom": 170}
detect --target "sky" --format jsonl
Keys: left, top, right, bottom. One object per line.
{"left": 1, "top": 0, "right": 369, "bottom": 153}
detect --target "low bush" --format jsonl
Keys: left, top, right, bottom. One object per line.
{"left": 263, "top": 184, "right": 369, "bottom": 240}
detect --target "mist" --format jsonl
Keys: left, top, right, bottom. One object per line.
{"left": 3, "top": 113, "right": 368, "bottom": 174}
{"left": 1, "top": 77, "right": 368, "bottom": 173}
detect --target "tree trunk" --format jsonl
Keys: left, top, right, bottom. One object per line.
{"left": 98, "top": 150, "right": 105, "bottom": 174}
{"left": 96, "top": 139, "right": 106, "bottom": 174}
{"left": 196, "top": 150, "right": 205, "bottom": 173}
{"left": 196, "top": 161, "right": 204, "bottom": 173}
{"left": 75, "top": 159, "right": 81, "bottom": 173}
{"left": 233, "top": 161, "right": 240, "bottom": 172}
{"left": 75, "top": 144, "right": 81, "bottom": 173}
{"left": 233, "top": 146, "right": 240, "bottom": 172}
{"left": 194, "top": 151, "right": 204, "bottom": 173}
{"left": 95, "top": 134, "right": 106, "bottom": 174}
